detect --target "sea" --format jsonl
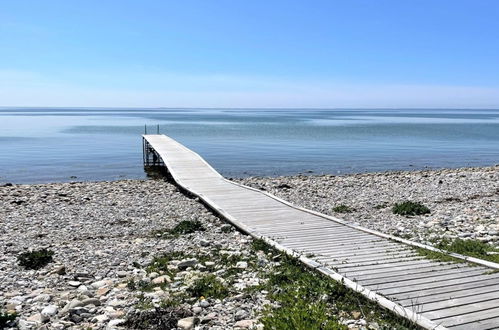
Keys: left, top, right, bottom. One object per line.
{"left": 0, "top": 108, "right": 498, "bottom": 184}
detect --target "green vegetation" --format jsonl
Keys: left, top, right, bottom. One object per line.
{"left": 252, "top": 243, "right": 419, "bottom": 329}
{"left": 127, "top": 279, "right": 154, "bottom": 292}
{"left": 146, "top": 251, "right": 190, "bottom": 275}
{"left": 169, "top": 220, "right": 205, "bottom": 235}
{"left": 187, "top": 274, "right": 229, "bottom": 299}
{"left": 251, "top": 238, "right": 274, "bottom": 254}
{"left": 332, "top": 205, "right": 354, "bottom": 213}
{"left": 152, "top": 220, "right": 205, "bottom": 238}
{"left": 373, "top": 202, "right": 389, "bottom": 210}
{"left": 415, "top": 248, "right": 462, "bottom": 264}
{"left": 17, "top": 249, "right": 54, "bottom": 270}
{"left": 435, "top": 238, "right": 499, "bottom": 264}
{"left": 221, "top": 225, "right": 233, "bottom": 233}
{"left": 416, "top": 238, "right": 499, "bottom": 265}
{"left": 0, "top": 311, "right": 17, "bottom": 329}
{"left": 392, "top": 201, "right": 430, "bottom": 216}
{"left": 123, "top": 306, "right": 191, "bottom": 330}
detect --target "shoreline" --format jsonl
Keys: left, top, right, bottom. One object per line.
{"left": 1, "top": 165, "right": 498, "bottom": 329}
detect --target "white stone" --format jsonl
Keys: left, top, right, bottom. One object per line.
{"left": 236, "top": 261, "right": 248, "bottom": 269}
{"left": 41, "top": 305, "right": 58, "bottom": 317}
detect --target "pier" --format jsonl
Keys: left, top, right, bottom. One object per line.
{"left": 143, "top": 134, "right": 499, "bottom": 329}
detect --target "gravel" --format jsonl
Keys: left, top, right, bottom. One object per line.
{"left": 2, "top": 165, "right": 497, "bottom": 329}
{"left": 238, "top": 165, "right": 499, "bottom": 246}
{"left": 0, "top": 180, "right": 272, "bottom": 329}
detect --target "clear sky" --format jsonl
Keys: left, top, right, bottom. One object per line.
{"left": 1, "top": 0, "right": 499, "bottom": 108}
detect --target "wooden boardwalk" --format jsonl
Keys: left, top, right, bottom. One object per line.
{"left": 143, "top": 134, "right": 499, "bottom": 330}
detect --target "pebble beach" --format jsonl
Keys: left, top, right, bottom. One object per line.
{"left": 238, "top": 166, "right": 499, "bottom": 246}
{"left": 1, "top": 165, "right": 498, "bottom": 329}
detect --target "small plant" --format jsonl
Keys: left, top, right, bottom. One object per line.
{"left": 415, "top": 248, "right": 462, "bottom": 263}
{"left": 332, "top": 205, "right": 354, "bottom": 213}
{"left": 187, "top": 274, "right": 229, "bottom": 299}
{"left": 17, "top": 249, "right": 54, "bottom": 270}
{"left": 1, "top": 311, "right": 17, "bottom": 329}
{"left": 251, "top": 238, "right": 274, "bottom": 254}
{"left": 260, "top": 298, "right": 345, "bottom": 330}
{"left": 392, "top": 201, "right": 430, "bottom": 216}
{"left": 167, "top": 220, "right": 205, "bottom": 237}
{"left": 436, "top": 238, "right": 499, "bottom": 264}
{"left": 152, "top": 220, "right": 205, "bottom": 238}
{"left": 127, "top": 279, "right": 153, "bottom": 292}
{"left": 374, "top": 202, "right": 389, "bottom": 209}
{"left": 123, "top": 306, "right": 191, "bottom": 329}
{"left": 146, "top": 251, "right": 189, "bottom": 275}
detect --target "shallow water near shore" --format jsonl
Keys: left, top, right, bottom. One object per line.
{"left": 1, "top": 108, "right": 499, "bottom": 184}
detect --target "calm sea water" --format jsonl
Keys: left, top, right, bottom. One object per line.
{"left": 0, "top": 108, "right": 498, "bottom": 184}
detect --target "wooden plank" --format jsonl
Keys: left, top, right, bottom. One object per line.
{"left": 276, "top": 230, "right": 371, "bottom": 240}
{"left": 449, "top": 315, "right": 499, "bottom": 330}
{"left": 418, "top": 291, "right": 499, "bottom": 313}
{"left": 380, "top": 273, "right": 499, "bottom": 296}
{"left": 390, "top": 275, "right": 499, "bottom": 302}
{"left": 365, "top": 268, "right": 487, "bottom": 290}
{"left": 323, "top": 253, "right": 419, "bottom": 268}
{"left": 301, "top": 244, "right": 409, "bottom": 257}
{"left": 426, "top": 302, "right": 499, "bottom": 324}
{"left": 359, "top": 266, "right": 482, "bottom": 287}
{"left": 397, "top": 283, "right": 499, "bottom": 307}
{"left": 285, "top": 241, "right": 400, "bottom": 253}
{"left": 280, "top": 235, "right": 383, "bottom": 246}
{"left": 344, "top": 260, "right": 446, "bottom": 277}
{"left": 352, "top": 263, "right": 467, "bottom": 281}
{"left": 332, "top": 256, "right": 426, "bottom": 270}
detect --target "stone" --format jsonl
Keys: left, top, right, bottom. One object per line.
{"left": 41, "top": 305, "right": 58, "bottom": 317}
{"left": 152, "top": 275, "right": 171, "bottom": 284}
{"left": 108, "top": 318, "right": 126, "bottom": 327}
{"left": 97, "top": 287, "right": 111, "bottom": 296}
{"left": 51, "top": 265, "right": 66, "bottom": 275}
{"left": 91, "top": 280, "right": 108, "bottom": 289}
{"left": 93, "top": 314, "right": 110, "bottom": 323}
{"left": 61, "top": 299, "right": 84, "bottom": 314}
{"left": 234, "top": 319, "right": 256, "bottom": 328}
{"left": 109, "top": 310, "right": 125, "bottom": 319}
{"left": 235, "top": 309, "right": 249, "bottom": 320}
{"left": 236, "top": 261, "right": 248, "bottom": 269}
{"left": 81, "top": 298, "right": 101, "bottom": 306}
{"left": 27, "top": 312, "right": 48, "bottom": 324}
{"left": 177, "top": 317, "right": 199, "bottom": 329}
{"left": 107, "top": 299, "right": 126, "bottom": 307}
{"left": 178, "top": 259, "right": 198, "bottom": 270}
{"left": 351, "top": 311, "right": 362, "bottom": 319}
{"left": 199, "top": 239, "right": 210, "bottom": 247}
{"left": 33, "top": 294, "right": 52, "bottom": 303}
{"left": 199, "top": 299, "right": 210, "bottom": 308}
{"left": 68, "top": 281, "right": 81, "bottom": 287}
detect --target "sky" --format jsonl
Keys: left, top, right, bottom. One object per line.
{"left": 1, "top": 0, "right": 499, "bottom": 108}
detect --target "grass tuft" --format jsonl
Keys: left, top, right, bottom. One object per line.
{"left": 332, "top": 205, "right": 354, "bottom": 213}
{"left": 1, "top": 311, "right": 17, "bottom": 329}
{"left": 436, "top": 238, "right": 499, "bottom": 264}
{"left": 17, "top": 249, "right": 54, "bottom": 270}
{"left": 253, "top": 241, "right": 419, "bottom": 329}
{"left": 392, "top": 201, "right": 430, "bottom": 216}
{"left": 187, "top": 274, "right": 229, "bottom": 299}
{"left": 153, "top": 220, "right": 205, "bottom": 238}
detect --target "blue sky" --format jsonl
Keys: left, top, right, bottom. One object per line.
{"left": 1, "top": 0, "right": 499, "bottom": 108}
